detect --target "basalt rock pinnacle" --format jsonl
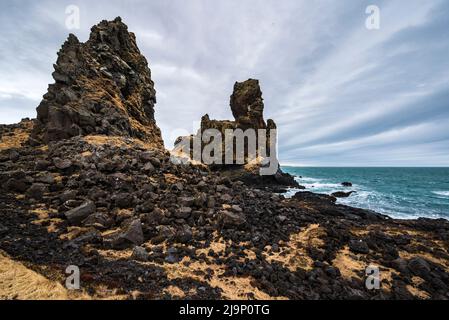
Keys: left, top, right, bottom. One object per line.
{"left": 230, "top": 79, "right": 267, "bottom": 129}
{"left": 173, "top": 79, "right": 299, "bottom": 189}
{"left": 199, "top": 78, "right": 277, "bottom": 148}
{"left": 31, "top": 17, "right": 163, "bottom": 147}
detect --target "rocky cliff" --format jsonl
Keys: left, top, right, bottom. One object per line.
{"left": 31, "top": 17, "right": 163, "bottom": 147}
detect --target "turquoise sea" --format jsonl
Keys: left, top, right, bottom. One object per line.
{"left": 282, "top": 167, "right": 449, "bottom": 220}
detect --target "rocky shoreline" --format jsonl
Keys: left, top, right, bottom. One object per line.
{"left": 1, "top": 18, "right": 448, "bottom": 300}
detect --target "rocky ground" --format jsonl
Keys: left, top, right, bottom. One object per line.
{"left": 1, "top": 120, "right": 449, "bottom": 300}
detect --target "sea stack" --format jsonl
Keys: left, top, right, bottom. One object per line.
{"left": 31, "top": 17, "right": 163, "bottom": 147}
{"left": 174, "top": 79, "right": 298, "bottom": 189}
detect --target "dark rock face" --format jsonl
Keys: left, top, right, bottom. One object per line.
{"left": 31, "top": 17, "right": 163, "bottom": 147}
{"left": 230, "top": 79, "right": 266, "bottom": 129}
{"left": 199, "top": 79, "right": 272, "bottom": 139}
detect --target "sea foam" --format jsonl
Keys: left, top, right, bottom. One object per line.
{"left": 433, "top": 191, "right": 449, "bottom": 197}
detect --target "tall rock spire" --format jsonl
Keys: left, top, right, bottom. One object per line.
{"left": 230, "top": 79, "right": 267, "bottom": 129}
{"left": 32, "top": 17, "right": 163, "bottom": 147}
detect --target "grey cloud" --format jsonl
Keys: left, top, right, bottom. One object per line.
{"left": 0, "top": 0, "right": 448, "bottom": 166}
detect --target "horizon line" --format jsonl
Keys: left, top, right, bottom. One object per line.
{"left": 281, "top": 164, "right": 449, "bottom": 168}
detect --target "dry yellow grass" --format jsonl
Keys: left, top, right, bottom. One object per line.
{"left": 332, "top": 246, "right": 366, "bottom": 281}
{"left": 0, "top": 251, "right": 90, "bottom": 300}
{"left": 83, "top": 134, "right": 159, "bottom": 150}
{"left": 0, "top": 127, "right": 31, "bottom": 151}
{"left": 94, "top": 235, "right": 287, "bottom": 300}
{"left": 264, "top": 224, "right": 324, "bottom": 272}
{"left": 163, "top": 257, "right": 287, "bottom": 300}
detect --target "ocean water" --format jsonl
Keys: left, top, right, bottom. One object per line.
{"left": 282, "top": 167, "right": 449, "bottom": 220}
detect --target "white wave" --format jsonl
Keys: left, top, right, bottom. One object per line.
{"left": 285, "top": 186, "right": 448, "bottom": 220}
{"left": 302, "top": 183, "right": 341, "bottom": 189}
{"left": 433, "top": 191, "right": 449, "bottom": 197}
{"left": 297, "top": 176, "right": 323, "bottom": 182}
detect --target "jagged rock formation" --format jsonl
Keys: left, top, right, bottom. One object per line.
{"left": 230, "top": 79, "right": 266, "bottom": 129}
{"left": 173, "top": 79, "right": 298, "bottom": 189}
{"left": 200, "top": 78, "right": 275, "bottom": 137}
{"left": 31, "top": 17, "right": 163, "bottom": 147}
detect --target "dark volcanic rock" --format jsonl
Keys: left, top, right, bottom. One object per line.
{"left": 349, "top": 240, "right": 370, "bottom": 254}
{"left": 219, "top": 210, "right": 246, "bottom": 228}
{"left": 230, "top": 79, "right": 266, "bottom": 129}
{"left": 3, "top": 170, "right": 30, "bottom": 192}
{"left": 131, "top": 246, "right": 149, "bottom": 261}
{"left": 331, "top": 191, "right": 356, "bottom": 198}
{"left": 293, "top": 191, "right": 337, "bottom": 203}
{"left": 342, "top": 182, "right": 353, "bottom": 187}
{"left": 65, "top": 200, "right": 96, "bottom": 225}
{"left": 120, "top": 219, "right": 144, "bottom": 246}
{"left": 53, "top": 158, "right": 73, "bottom": 170}
{"left": 408, "top": 257, "right": 431, "bottom": 277}
{"left": 26, "top": 183, "right": 48, "bottom": 200}
{"left": 31, "top": 17, "right": 163, "bottom": 147}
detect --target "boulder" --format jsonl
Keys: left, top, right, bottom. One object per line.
{"left": 151, "top": 225, "right": 176, "bottom": 244}
{"left": 82, "top": 213, "right": 113, "bottom": 229}
{"left": 34, "top": 159, "right": 51, "bottom": 170}
{"left": 35, "top": 173, "right": 55, "bottom": 184}
{"left": 131, "top": 246, "right": 149, "bottom": 262}
{"left": 4, "top": 171, "right": 29, "bottom": 192}
{"left": 175, "top": 207, "right": 192, "bottom": 219}
{"left": 53, "top": 158, "right": 73, "bottom": 170}
{"left": 146, "top": 208, "right": 164, "bottom": 225}
{"left": 113, "top": 193, "right": 133, "bottom": 208}
{"left": 408, "top": 257, "right": 431, "bottom": 277}
{"left": 142, "top": 162, "right": 155, "bottom": 173}
{"left": 121, "top": 219, "right": 144, "bottom": 245}
{"left": 179, "top": 197, "right": 195, "bottom": 207}
{"left": 349, "top": 240, "right": 369, "bottom": 254}
{"left": 65, "top": 200, "right": 96, "bottom": 225}
{"left": 293, "top": 191, "right": 337, "bottom": 203}
{"left": 176, "top": 226, "right": 193, "bottom": 243}
{"left": 219, "top": 210, "right": 246, "bottom": 228}
{"left": 331, "top": 191, "right": 356, "bottom": 198}
{"left": 26, "top": 183, "right": 48, "bottom": 200}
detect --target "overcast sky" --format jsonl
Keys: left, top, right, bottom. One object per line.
{"left": 1, "top": 0, "right": 449, "bottom": 166}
